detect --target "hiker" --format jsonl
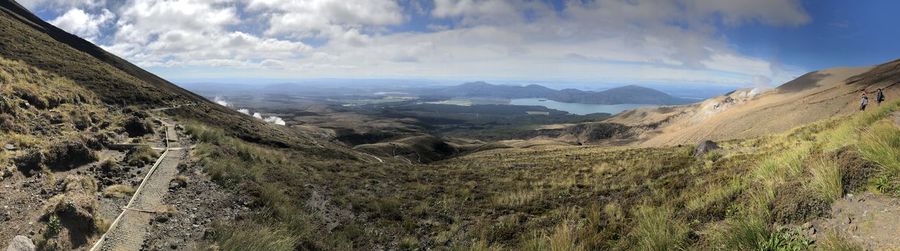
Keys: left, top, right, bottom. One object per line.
{"left": 876, "top": 88, "right": 886, "bottom": 105}
{"left": 859, "top": 92, "right": 869, "bottom": 111}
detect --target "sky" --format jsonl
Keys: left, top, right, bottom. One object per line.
{"left": 18, "top": 0, "right": 900, "bottom": 88}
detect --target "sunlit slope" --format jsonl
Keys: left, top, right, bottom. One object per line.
{"left": 609, "top": 62, "right": 899, "bottom": 146}
{"left": 428, "top": 99, "right": 899, "bottom": 249}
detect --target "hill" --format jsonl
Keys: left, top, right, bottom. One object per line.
{"left": 0, "top": 0, "right": 332, "bottom": 150}
{"left": 435, "top": 82, "right": 693, "bottom": 105}
{"left": 605, "top": 63, "right": 899, "bottom": 146}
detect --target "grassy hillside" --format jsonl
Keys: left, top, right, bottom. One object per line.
{"left": 606, "top": 64, "right": 898, "bottom": 147}
{"left": 0, "top": 1, "right": 337, "bottom": 150}
{"left": 183, "top": 93, "right": 898, "bottom": 250}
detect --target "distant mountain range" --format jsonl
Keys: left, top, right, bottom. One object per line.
{"left": 433, "top": 82, "right": 695, "bottom": 105}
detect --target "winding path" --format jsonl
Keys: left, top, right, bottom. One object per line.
{"left": 90, "top": 121, "right": 186, "bottom": 251}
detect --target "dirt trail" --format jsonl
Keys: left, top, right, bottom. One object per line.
{"left": 91, "top": 121, "right": 186, "bottom": 251}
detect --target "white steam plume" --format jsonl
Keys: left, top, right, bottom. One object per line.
{"left": 264, "top": 116, "right": 286, "bottom": 126}
{"left": 213, "top": 96, "right": 230, "bottom": 107}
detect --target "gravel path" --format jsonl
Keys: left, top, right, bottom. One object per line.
{"left": 92, "top": 121, "right": 186, "bottom": 251}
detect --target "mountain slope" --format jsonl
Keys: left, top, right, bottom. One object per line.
{"left": 0, "top": 0, "right": 333, "bottom": 150}
{"left": 436, "top": 82, "right": 692, "bottom": 105}
{"left": 607, "top": 63, "right": 899, "bottom": 146}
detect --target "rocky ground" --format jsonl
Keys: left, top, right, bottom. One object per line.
{"left": 812, "top": 192, "right": 900, "bottom": 249}
{"left": 0, "top": 122, "right": 165, "bottom": 249}
{"left": 141, "top": 158, "right": 253, "bottom": 250}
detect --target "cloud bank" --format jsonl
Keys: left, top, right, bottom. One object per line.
{"left": 23, "top": 0, "right": 812, "bottom": 87}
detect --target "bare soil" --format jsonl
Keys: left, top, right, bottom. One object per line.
{"left": 812, "top": 193, "right": 900, "bottom": 249}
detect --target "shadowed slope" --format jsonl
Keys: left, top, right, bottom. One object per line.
{"left": 0, "top": 0, "right": 349, "bottom": 152}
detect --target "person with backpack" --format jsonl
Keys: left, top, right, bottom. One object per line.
{"left": 859, "top": 92, "right": 869, "bottom": 111}
{"left": 876, "top": 88, "right": 886, "bottom": 105}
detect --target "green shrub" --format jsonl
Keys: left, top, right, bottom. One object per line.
{"left": 758, "top": 227, "right": 812, "bottom": 251}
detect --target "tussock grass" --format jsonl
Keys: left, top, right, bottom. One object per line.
{"left": 686, "top": 178, "right": 743, "bottom": 212}
{"left": 521, "top": 219, "right": 587, "bottom": 251}
{"left": 545, "top": 221, "right": 585, "bottom": 251}
{"left": 809, "top": 156, "right": 844, "bottom": 202}
{"left": 857, "top": 121, "right": 900, "bottom": 176}
{"left": 629, "top": 206, "right": 689, "bottom": 251}
{"left": 752, "top": 144, "right": 811, "bottom": 188}
{"left": 493, "top": 189, "right": 542, "bottom": 208}
{"left": 716, "top": 187, "right": 775, "bottom": 250}
{"left": 185, "top": 123, "right": 226, "bottom": 144}
{"left": 102, "top": 184, "right": 135, "bottom": 198}
{"left": 125, "top": 145, "right": 159, "bottom": 166}
{"left": 818, "top": 231, "right": 863, "bottom": 251}
{"left": 213, "top": 222, "right": 298, "bottom": 251}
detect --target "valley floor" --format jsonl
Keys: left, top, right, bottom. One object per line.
{"left": 173, "top": 100, "right": 900, "bottom": 250}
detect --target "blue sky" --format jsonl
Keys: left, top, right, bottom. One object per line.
{"left": 721, "top": 0, "right": 900, "bottom": 70}
{"left": 18, "top": 0, "right": 900, "bottom": 88}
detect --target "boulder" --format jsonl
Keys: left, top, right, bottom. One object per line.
{"left": 5, "top": 235, "right": 35, "bottom": 251}
{"left": 693, "top": 140, "right": 720, "bottom": 157}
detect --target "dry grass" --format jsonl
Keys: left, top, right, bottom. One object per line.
{"left": 493, "top": 189, "right": 543, "bottom": 208}
{"left": 125, "top": 145, "right": 159, "bottom": 166}
{"left": 858, "top": 121, "right": 900, "bottom": 176}
{"left": 102, "top": 184, "right": 135, "bottom": 198}
{"left": 686, "top": 178, "right": 743, "bottom": 212}
{"left": 176, "top": 98, "right": 900, "bottom": 250}
{"left": 629, "top": 205, "right": 689, "bottom": 251}
{"left": 809, "top": 156, "right": 844, "bottom": 202}
{"left": 818, "top": 231, "right": 863, "bottom": 251}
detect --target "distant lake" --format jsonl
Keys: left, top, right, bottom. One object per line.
{"left": 509, "top": 98, "right": 657, "bottom": 115}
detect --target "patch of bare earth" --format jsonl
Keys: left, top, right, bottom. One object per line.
{"left": 141, "top": 159, "right": 253, "bottom": 250}
{"left": 812, "top": 193, "right": 900, "bottom": 249}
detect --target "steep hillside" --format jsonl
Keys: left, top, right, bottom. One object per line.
{"left": 608, "top": 63, "right": 899, "bottom": 146}
{"left": 0, "top": 1, "right": 364, "bottom": 249}
{"left": 0, "top": 0, "right": 334, "bottom": 151}
{"left": 435, "top": 82, "right": 692, "bottom": 105}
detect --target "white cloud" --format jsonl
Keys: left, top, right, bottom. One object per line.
{"left": 25, "top": 0, "right": 813, "bottom": 87}
{"left": 687, "top": 0, "right": 811, "bottom": 26}
{"left": 49, "top": 8, "right": 114, "bottom": 41}
{"left": 18, "top": 0, "right": 106, "bottom": 10}
{"left": 99, "top": 0, "right": 310, "bottom": 68}
{"left": 247, "top": 0, "right": 404, "bottom": 43}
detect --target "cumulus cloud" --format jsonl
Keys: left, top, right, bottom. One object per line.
{"left": 49, "top": 8, "right": 114, "bottom": 41}
{"left": 25, "top": 0, "right": 812, "bottom": 87}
